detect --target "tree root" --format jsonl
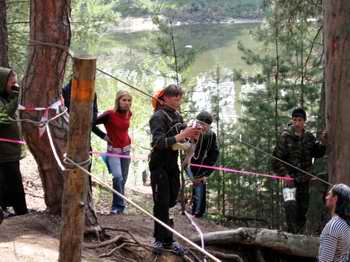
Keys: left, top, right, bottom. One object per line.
{"left": 83, "top": 226, "right": 152, "bottom": 261}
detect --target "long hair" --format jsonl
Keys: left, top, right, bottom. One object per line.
{"left": 114, "top": 90, "right": 132, "bottom": 112}
{"left": 332, "top": 184, "right": 350, "bottom": 225}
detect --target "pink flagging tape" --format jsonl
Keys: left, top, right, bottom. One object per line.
{"left": 91, "top": 151, "right": 148, "bottom": 161}
{"left": 0, "top": 137, "right": 26, "bottom": 144}
{"left": 92, "top": 150, "right": 292, "bottom": 181}
{"left": 190, "top": 163, "right": 293, "bottom": 181}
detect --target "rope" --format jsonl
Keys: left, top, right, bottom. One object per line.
{"left": 234, "top": 136, "right": 332, "bottom": 186}
{"left": 96, "top": 68, "right": 183, "bottom": 112}
{"left": 184, "top": 211, "right": 207, "bottom": 262}
{"left": 29, "top": 40, "right": 73, "bottom": 57}
{"left": 25, "top": 40, "right": 331, "bottom": 187}
{"left": 63, "top": 155, "right": 221, "bottom": 262}
{"left": 0, "top": 137, "right": 26, "bottom": 144}
{"left": 97, "top": 68, "right": 154, "bottom": 99}
{"left": 46, "top": 123, "right": 66, "bottom": 171}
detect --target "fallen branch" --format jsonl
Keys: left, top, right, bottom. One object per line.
{"left": 190, "top": 227, "right": 319, "bottom": 258}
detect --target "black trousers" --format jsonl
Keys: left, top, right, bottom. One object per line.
{"left": 0, "top": 161, "right": 28, "bottom": 215}
{"left": 150, "top": 166, "right": 180, "bottom": 244}
{"left": 284, "top": 182, "right": 309, "bottom": 234}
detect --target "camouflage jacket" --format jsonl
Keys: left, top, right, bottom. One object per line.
{"left": 271, "top": 125, "right": 326, "bottom": 181}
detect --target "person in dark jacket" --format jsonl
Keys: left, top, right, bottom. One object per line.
{"left": 188, "top": 111, "right": 219, "bottom": 218}
{"left": 149, "top": 84, "right": 201, "bottom": 255}
{"left": 0, "top": 67, "right": 28, "bottom": 216}
{"left": 272, "top": 108, "right": 326, "bottom": 233}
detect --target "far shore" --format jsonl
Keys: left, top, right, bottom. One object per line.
{"left": 109, "top": 16, "right": 263, "bottom": 33}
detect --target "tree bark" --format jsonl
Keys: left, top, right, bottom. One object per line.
{"left": 21, "top": 0, "right": 71, "bottom": 214}
{"left": 324, "top": 0, "right": 350, "bottom": 184}
{"left": 0, "top": 0, "right": 9, "bottom": 67}
{"left": 190, "top": 227, "right": 319, "bottom": 258}
{"left": 59, "top": 56, "right": 96, "bottom": 262}
{"left": 22, "top": 1, "right": 100, "bottom": 233}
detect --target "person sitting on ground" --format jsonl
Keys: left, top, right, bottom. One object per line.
{"left": 0, "top": 67, "right": 28, "bottom": 217}
{"left": 319, "top": 184, "right": 350, "bottom": 262}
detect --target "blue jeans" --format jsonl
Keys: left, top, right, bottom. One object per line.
{"left": 107, "top": 151, "right": 130, "bottom": 212}
{"left": 193, "top": 182, "right": 205, "bottom": 215}
{"left": 187, "top": 168, "right": 206, "bottom": 216}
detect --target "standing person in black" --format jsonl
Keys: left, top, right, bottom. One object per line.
{"left": 188, "top": 111, "right": 219, "bottom": 218}
{"left": 62, "top": 79, "right": 99, "bottom": 172}
{"left": 149, "top": 84, "right": 201, "bottom": 255}
{"left": 0, "top": 67, "right": 28, "bottom": 216}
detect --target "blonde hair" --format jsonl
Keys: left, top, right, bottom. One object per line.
{"left": 114, "top": 90, "right": 132, "bottom": 111}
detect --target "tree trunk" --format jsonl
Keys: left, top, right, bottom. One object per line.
{"left": 21, "top": 1, "right": 100, "bottom": 233}
{"left": 324, "top": 0, "right": 350, "bottom": 184}
{"left": 21, "top": 0, "right": 71, "bottom": 214}
{"left": 59, "top": 56, "right": 96, "bottom": 262}
{"left": 190, "top": 227, "right": 319, "bottom": 258}
{"left": 0, "top": 0, "right": 9, "bottom": 67}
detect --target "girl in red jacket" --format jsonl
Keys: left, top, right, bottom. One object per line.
{"left": 94, "top": 90, "right": 132, "bottom": 214}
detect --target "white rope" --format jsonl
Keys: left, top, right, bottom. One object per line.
{"left": 46, "top": 123, "right": 66, "bottom": 171}
{"left": 64, "top": 155, "right": 221, "bottom": 262}
{"left": 184, "top": 211, "right": 207, "bottom": 262}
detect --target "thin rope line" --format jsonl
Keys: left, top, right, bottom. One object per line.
{"left": 29, "top": 40, "right": 73, "bottom": 57}
{"left": 64, "top": 155, "right": 221, "bottom": 262}
{"left": 97, "top": 68, "right": 153, "bottom": 99}
{"left": 234, "top": 136, "right": 332, "bottom": 186}
{"left": 184, "top": 211, "right": 207, "bottom": 262}
{"left": 46, "top": 123, "right": 66, "bottom": 171}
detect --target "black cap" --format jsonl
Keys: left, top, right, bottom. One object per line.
{"left": 196, "top": 111, "right": 213, "bottom": 125}
{"left": 292, "top": 108, "right": 306, "bottom": 121}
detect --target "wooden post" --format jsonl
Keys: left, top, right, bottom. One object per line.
{"left": 59, "top": 56, "right": 96, "bottom": 262}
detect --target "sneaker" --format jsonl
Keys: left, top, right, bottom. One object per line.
{"left": 110, "top": 209, "right": 119, "bottom": 215}
{"left": 152, "top": 240, "right": 164, "bottom": 255}
{"left": 166, "top": 241, "right": 185, "bottom": 256}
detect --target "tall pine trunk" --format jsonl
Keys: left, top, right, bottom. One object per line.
{"left": 324, "top": 0, "right": 350, "bottom": 184}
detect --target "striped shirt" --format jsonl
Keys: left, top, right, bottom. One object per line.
{"left": 319, "top": 215, "right": 350, "bottom": 262}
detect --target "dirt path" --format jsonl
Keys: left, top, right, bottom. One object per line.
{"left": 0, "top": 152, "right": 227, "bottom": 261}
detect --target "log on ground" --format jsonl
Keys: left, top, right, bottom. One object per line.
{"left": 190, "top": 227, "right": 319, "bottom": 258}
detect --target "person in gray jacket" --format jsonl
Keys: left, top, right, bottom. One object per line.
{"left": 0, "top": 67, "right": 27, "bottom": 216}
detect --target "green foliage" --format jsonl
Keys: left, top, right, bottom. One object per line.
{"left": 6, "top": 1, "right": 30, "bottom": 76}
{"left": 150, "top": 15, "right": 197, "bottom": 85}
{"left": 71, "top": 0, "right": 120, "bottom": 55}
{"left": 197, "top": 0, "right": 325, "bottom": 228}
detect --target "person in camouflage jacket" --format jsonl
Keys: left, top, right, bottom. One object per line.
{"left": 272, "top": 108, "right": 326, "bottom": 233}
{"left": 0, "top": 67, "right": 27, "bottom": 216}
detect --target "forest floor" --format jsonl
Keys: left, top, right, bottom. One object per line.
{"left": 0, "top": 152, "right": 227, "bottom": 262}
